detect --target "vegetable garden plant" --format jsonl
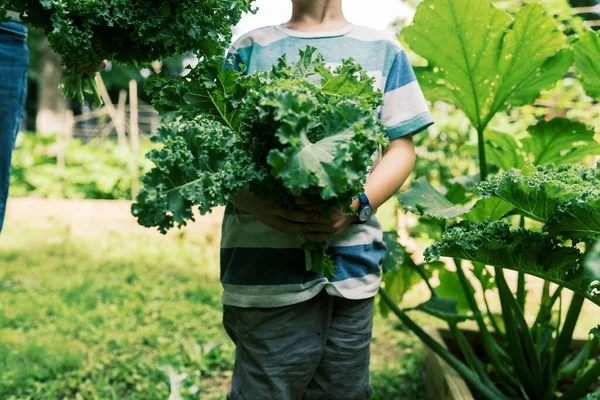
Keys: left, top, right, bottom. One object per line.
{"left": 132, "top": 48, "right": 386, "bottom": 278}
{"left": 7, "top": 0, "right": 599, "bottom": 397}
{"left": 1, "top": 0, "right": 254, "bottom": 105}
{"left": 379, "top": 0, "right": 600, "bottom": 398}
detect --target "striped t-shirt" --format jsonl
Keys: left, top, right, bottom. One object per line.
{"left": 220, "top": 24, "right": 433, "bottom": 308}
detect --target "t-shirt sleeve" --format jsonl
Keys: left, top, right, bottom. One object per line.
{"left": 223, "top": 46, "right": 245, "bottom": 72}
{"left": 223, "top": 34, "right": 253, "bottom": 73}
{"left": 380, "top": 46, "right": 434, "bottom": 139}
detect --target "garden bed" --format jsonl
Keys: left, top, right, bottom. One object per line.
{"left": 422, "top": 327, "right": 600, "bottom": 400}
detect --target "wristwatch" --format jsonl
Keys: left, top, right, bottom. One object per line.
{"left": 356, "top": 193, "right": 373, "bottom": 223}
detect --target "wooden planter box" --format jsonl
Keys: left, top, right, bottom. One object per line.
{"left": 421, "top": 326, "right": 597, "bottom": 400}
{"left": 422, "top": 326, "right": 474, "bottom": 400}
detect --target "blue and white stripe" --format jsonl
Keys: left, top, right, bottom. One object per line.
{"left": 220, "top": 24, "right": 433, "bottom": 308}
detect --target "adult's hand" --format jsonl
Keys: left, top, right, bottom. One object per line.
{"left": 232, "top": 191, "right": 319, "bottom": 235}
{"left": 79, "top": 60, "right": 108, "bottom": 74}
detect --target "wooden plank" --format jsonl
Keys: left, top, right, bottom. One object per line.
{"left": 572, "top": 5, "right": 600, "bottom": 14}
{"left": 422, "top": 326, "right": 474, "bottom": 400}
{"left": 129, "top": 80, "right": 140, "bottom": 198}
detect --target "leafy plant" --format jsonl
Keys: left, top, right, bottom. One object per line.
{"left": 379, "top": 0, "right": 600, "bottom": 398}
{"left": 133, "top": 47, "right": 386, "bottom": 278}
{"left": 403, "top": 0, "right": 572, "bottom": 179}
{"left": 10, "top": 132, "right": 152, "bottom": 200}
{"left": 573, "top": 28, "right": 600, "bottom": 99}
{"left": 3, "top": 0, "right": 254, "bottom": 105}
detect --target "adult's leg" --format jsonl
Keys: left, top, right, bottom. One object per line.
{"left": 303, "top": 296, "right": 375, "bottom": 400}
{"left": 0, "top": 21, "right": 29, "bottom": 233}
{"left": 223, "top": 290, "right": 333, "bottom": 400}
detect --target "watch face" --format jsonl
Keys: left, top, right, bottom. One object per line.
{"left": 359, "top": 206, "right": 373, "bottom": 222}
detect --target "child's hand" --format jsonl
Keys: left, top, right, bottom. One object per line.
{"left": 233, "top": 191, "right": 319, "bottom": 235}
{"left": 296, "top": 196, "right": 357, "bottom": 243}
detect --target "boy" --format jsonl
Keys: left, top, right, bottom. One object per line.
{"left": 221, "top": 0, "right": 433, "bottom": 398}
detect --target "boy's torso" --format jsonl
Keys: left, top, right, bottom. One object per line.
{"left": 220, "top": 25, "right": 407, "bottom": 308}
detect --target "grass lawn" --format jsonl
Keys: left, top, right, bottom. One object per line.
{"left": 0, "top": 227, "right": 424, "bottom": 399}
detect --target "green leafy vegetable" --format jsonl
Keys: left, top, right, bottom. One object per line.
{"left": 462, "top": 197, "right": 514, "bottom": 222}
{"left": 482, "top": 129, "right": 525, "bottom": 171}
{"left": 8, "top": 0, "right": 254, "bottom": 105}
{"left": 397, "top": 177, "right": 471, "bottom": 219}
{"left": 425, "top": 220, "right": 600, "bottom": 307}
{"left": 521, "top": 118, "right": 600, "bottom": 166}
{"left": 133, "top": 47, "right": 385, "bottom": 278}
{"left": 403, "top": 0, "right": 571, "bottom": 131}
{"left": 414, "top": 296, "right": 473, "bottom": 324}
{"left": 132, "top": 118, "right": 263, "bottom": 233}
{"left": 572, "top": 28, "right": 600, "bottom": 99}
{"left": 586, "top": 240, "right": 600, "bottom": 278}
{"left": 478, "top": 164, "right": 600, "bottom": 241}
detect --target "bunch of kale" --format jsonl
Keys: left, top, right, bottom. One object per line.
{"left": 133, "top": 47, "right": 386, "bottom": 277}
{"left": 3, "top": 0, "right": 253, "bottom": 104}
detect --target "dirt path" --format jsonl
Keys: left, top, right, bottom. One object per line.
{"left": 3, "top": 197, "right": 224, "bottom": 239}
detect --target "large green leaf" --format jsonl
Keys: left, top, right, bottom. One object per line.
{"left": 425, "top": 221, "right": 600, "bottom": 307}
{"left": 434, "top": 267, "right": 473, "bottom": 313}
{"left": 477, "top": 164, "right": 599, "bottom": 225}
{"left": 184, "top": 56, "right": 247, "bottom": 134}
{"left": 484, "top": 129, "right": 525, "bottom": 171}
{"left": 463, "top": 197, "right": 514, "bottom": 222}
{"left": 381, "top": 231, "right": 407, "bottom": 274}
{"left": 586, "top": 240, "right": 600, "bottom": 278}
{"left": 414, "top": 296, "right": 474, "bottom": 323}
{"left": 320, "top": 59, "right": 382, "bottom": 102}
{"left": 572, "top": 28, "right": 600, "bottom": 99}
{"left": 546, "top": 198, "right": 600, "bottom": 241}
{"left": 521, "top": 118, "right": 600, "bottom": 166}
{"left": 397, "top": 177, "right": 471, "bottom": 219}
{"left": 380, "top": 231, "right": 429, "bottom": 317}
{"left": 403, "top": 0, "right": 570, "bottom": 132}
{"left": 471, "top": 262, "right": 496, "bottom": 292}
{"left": 267, "top": 100, "right": 379, "bottom": 199}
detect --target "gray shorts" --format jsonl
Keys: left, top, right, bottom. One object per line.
{"left": 222, "top": 289, "right": 374, "bottom": 400}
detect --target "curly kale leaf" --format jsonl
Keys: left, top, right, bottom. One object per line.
{"left": 266, "top": 98, "right": 380, "bottom": 203}
{"left": 183, "top": 55, "right": 250, "bottom": 133}
{"left": 397, "top": 177, "right": 472, "bottom": 219}
{"left": 132, "top": 118, "right": 265, "bottom": 233}
{"left": 134, "top": 46, "right": 384, "bottom": 278}
{"left": 477, "top": 164, "right": 600, "bottom": 240}
{"left": 425, "top": 221, "right": 600, "bottom": 307}
{"left": 13, "top": 0, "right": 252, "bottom": 68}
{"left": 10, "top": 0, "right": 254, "bottom": 104}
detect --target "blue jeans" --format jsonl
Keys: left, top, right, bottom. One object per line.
{"left": 0, "top": 21, "right": 29, "bottom": 233}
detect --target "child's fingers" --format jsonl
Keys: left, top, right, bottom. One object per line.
{"left": 311, "top": 224, "right": 336, "bottom": 234}
{"left": 296, "top": 203, "right": 322, "bottom": 213}
{"left": 295, "top": 195, "right": 325, "bottom": 206}
{"left": 279, "top": 209, "right": 320, "bottom": 223}
{"left": 268, "top": 216, "right": 313, "bottom": 235}
{"left": 295, "top": 195, "right": 313, "bottom": 205}
{"left": 304, "top": 232, "right": 330, "bottom": 243}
